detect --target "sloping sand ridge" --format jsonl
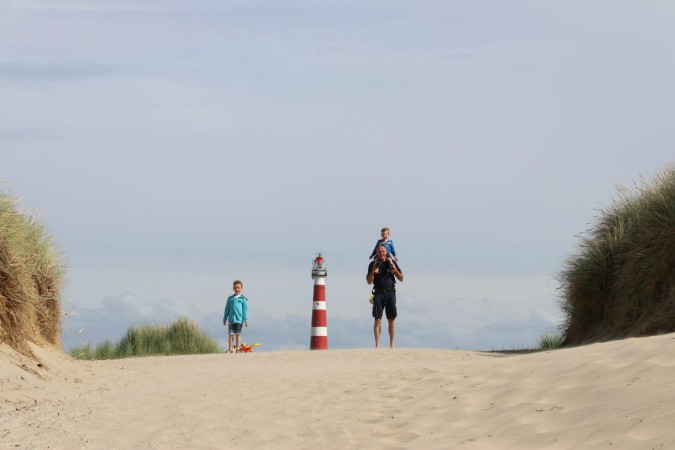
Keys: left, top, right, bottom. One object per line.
{"left": 2, "top": 334, "right": 675, "bottom": 449}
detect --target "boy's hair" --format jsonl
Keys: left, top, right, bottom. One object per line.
{"left": 381, "top": 227, "right": 390, "bottom": 233}
{"left": 233, "top": 280, "right": 243, "bottom": 287}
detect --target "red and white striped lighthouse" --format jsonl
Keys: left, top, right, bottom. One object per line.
{"left": 310, "top": 253, "right": 328, "bottom": 350}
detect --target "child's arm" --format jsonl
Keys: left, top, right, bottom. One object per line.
{"left": 243, "top": 299, "right": 249, "bottom": 326}
{"left": 389, "top": 241, "right": 397, "bottom": 260}
{"left": 223, "top": 298, "right": 231, "bottom": 325}
{"left": 370, "top": 239, "right": 382, "bottom": 258}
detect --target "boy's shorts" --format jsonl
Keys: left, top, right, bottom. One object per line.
{"left": 228, "top": 323, "right": 243, "bottom": 335}
{"left": 372, "top": 291, "right": 397, "bottom": 320}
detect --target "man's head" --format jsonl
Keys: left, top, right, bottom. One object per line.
{"left": 376, "top": 244, "right": 388, "bottom": 261}
{"left": 233, "top": 280, "right": 243, "bottom": 295}
{"left": 380, "top": 227, "right": 390, "bottom": 240}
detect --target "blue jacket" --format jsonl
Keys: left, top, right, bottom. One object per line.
{"left": 370, "top": 239, "right": 396, "bottom": 258}
{"left": 224, "top": 295, "right": 249, "bottom": 324}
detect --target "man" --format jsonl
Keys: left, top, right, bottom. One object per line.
{"left": 367, "top": 244, "right": 404, "bottom": 348}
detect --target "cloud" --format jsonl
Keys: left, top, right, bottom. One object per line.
{"left": 0, "top": 128, "right": 58, "bottom": 142}
{"left": 61, "top": 292, "right": 560, "bottom": 353}
{"left": 11, "top": 0, "right": 194, "bottom": 13}
{"left": 398, "top": 294, "right": 431, "bottom": 316}
{"left": 20, "top": 0, "right": 668, "bottom": 360}
{"left": 61, "top": 292, "right": 202, "bottom": 350}
{"left": 0, "top": 62, "right": 120, "bottom": 83}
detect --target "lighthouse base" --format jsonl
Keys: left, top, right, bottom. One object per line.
{"left": 310, "top": 335, "right": 328, "bottom": 350}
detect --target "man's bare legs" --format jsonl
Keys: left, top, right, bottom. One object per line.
{"left": 374, "top": 318, "right": 396, "bottom": 348}
{"left": 374, "top": 319, "right": 381, "bottom": 348}
{"left": 388, "top": 318, "right": 396, "bottom": 348}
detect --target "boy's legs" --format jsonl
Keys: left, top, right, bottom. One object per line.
{"left": 228, "top": 322, "right": 237, "bottom": 352}
{"left": 226, "top": 322, "right": 242, "bottom": 351}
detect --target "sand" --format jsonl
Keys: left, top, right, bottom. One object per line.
{"left": 2, "top": 334, "right": 675, "bottom": 449}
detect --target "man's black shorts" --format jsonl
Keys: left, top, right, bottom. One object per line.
{"left": 372, "top": 291, "right": 397, "bottom": 320}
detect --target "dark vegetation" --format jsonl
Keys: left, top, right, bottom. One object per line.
{"left": 558, "top": 167, "right": 675, "bottom": 346}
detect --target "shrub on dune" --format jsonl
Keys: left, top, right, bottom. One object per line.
{"left": 71, "top": 318, "right": 221, "bottom": 360}
{"left": 0, "top": 191, "right": 65, "bottom": 355}
{"left": 559, "top": 166, "right": 675, "bottom": 345}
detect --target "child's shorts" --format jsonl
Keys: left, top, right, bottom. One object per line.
{"left": 228, "top": 323, "right": 243, "bottom": 335}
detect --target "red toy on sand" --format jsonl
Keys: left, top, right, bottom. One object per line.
{"left": 237, "top": 343, "right": 260, "bottom": 353}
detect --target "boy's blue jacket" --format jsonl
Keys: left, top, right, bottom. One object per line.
{"left": 224, "top": 295, "right": 248, "bottom": 324}
{"left": 370, "top": 239, "right": 396, "bottom": 258}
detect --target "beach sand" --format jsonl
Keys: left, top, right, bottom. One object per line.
{"left": 2, "top": 334, "right": 675, "bottom": 449}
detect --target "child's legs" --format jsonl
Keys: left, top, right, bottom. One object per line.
{"left": 228, "top": 322, "right": 242, "bottom": 350}
{"left": 228, "top": 334, "right": 234, "bottom": 350}
{"left": 235, "top": 333, "right": 241, "bottom": 348}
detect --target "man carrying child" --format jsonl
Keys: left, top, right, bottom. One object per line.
{"left": 366, "top": 244, "right": 404, "bottom": 348}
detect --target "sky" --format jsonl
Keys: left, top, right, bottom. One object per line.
{"left": 1, "top": 1, "right": 674, "bottom": 352}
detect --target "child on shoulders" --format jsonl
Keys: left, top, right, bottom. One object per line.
{"left": 369, "top": 227, "right": 398, "bottom": 261}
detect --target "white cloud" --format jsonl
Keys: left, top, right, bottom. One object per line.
{"left": 62, "top": 287, "right": 561, "bottom": 353}
{"left": 62, "top": 292, "right": 203, "bottom": 350}
{"left": 6, "top": 1, "right": 675, "bottom": 356}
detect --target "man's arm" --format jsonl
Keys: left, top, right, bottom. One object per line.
{"left": 391, "top": 262, "right": 404, "bottom": 282}
{"left": 366, "top": 262, "right": 378, "bottom": 285}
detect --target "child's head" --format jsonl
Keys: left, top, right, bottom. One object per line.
{"left": 380, "top": 227, "right": 390, "bottom": 240}
{"left": 233, "top": 280, "right": 243, "bottom": 295}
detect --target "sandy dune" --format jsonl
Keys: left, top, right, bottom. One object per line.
{"left": 2, "top": 334, "right": 675, "bottom": 449}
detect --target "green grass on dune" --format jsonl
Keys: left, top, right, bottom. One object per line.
{"left": 558, "top": 166, "right": 675, "bottom": 346}
{"left": 70, "top": 317, "right": 221, "bottom": 360}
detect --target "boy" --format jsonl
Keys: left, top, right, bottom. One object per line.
{"left": 369, "top": 227, "right": 398, "bottom": 261}
{"left": 223, "top": 280, "right": 249, "bottom": 353}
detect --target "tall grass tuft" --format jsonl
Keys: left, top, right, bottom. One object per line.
{"left": 0, "top": 190, "right": 65, "bottom": 355}
{"left": 558, "top": 166, "right": 675, "bottom": 346}
{"left": 70, "top": 317, "right": 221, "bottom": 360}
{"left": 537, "top": 332, "right": 564, "bottom": 350}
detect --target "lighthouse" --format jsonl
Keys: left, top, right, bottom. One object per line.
{"left": 310, "top": 253, "right": 328, "bottom": 350}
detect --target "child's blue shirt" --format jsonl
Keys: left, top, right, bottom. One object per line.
{"left": 224, "top": 295, "right": 249, "bottom": 324}
{"left": 370, "top": 239, "right": 396, "bottom": 258}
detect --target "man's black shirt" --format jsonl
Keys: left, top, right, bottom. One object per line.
{"left": 367, "top": 259, "right": 402, "bottom": 292}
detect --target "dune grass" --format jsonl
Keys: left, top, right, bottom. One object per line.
{"left": 0, "top": 190, "right": 65, "bottom": 354}
{"left": 537, "top": 332, "right": 564, "bottom": 350}
{"left": 70, "top": 317, "right": 221, "bottom": 360}
{"left": 558, "top": 166, "right": 675, "bottom": 346}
